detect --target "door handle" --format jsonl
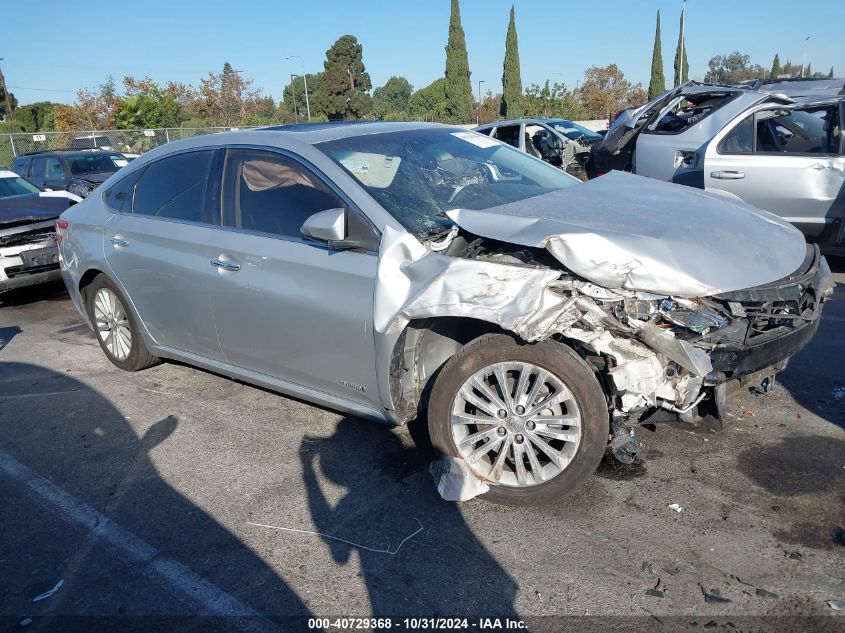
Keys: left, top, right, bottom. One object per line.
{"left": 109, "top": 237, "right": 129, "bottom": 247}
{"left": 210, "top": 258, "right": 241, "bottom": 272}
{"left": 711, "top": 170, "right": 745, "bottom": 180}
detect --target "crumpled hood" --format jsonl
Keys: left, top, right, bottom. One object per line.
{"left": 0, "top": 193, "right": 73, "bottom": 226}
{"left": 446, "top": 171, "right": 807, "bottom": 297}
{"left": 74, "top": 171, "right": 114, "bottom": 184}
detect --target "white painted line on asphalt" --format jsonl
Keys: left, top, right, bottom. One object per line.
{"left": 0, "top": 450, "right": 280, "bottom": 633}
{"left": 0, "top": 390, "right": 82, "bottom": 399}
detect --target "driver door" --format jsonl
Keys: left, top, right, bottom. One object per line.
{"left": 208, "top": 147, "right": 382, "bottom": 408}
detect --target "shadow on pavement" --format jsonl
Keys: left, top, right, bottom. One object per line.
{"left": 300, "top": 417, "right": 519, "bottom": 617}
{"left": 0, "top": 361, "right": 311, "bottom": 629}
{"left": 0, "top": 279, "right": 69, "bottom": 307}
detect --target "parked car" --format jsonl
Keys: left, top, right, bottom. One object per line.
{"left": 58, "top": 122, "right": 833, "bottom": 505}
{"left": 0, "top": 169, "right": 80, "bottom": 293}
{"left": 474, "top": 118, "right": 602, "bottom": 180}
{"left": 70, "top": 134, "right": 141, "bottom": 160}
{"left": 11, "top": 150, "right": 130, "bottom": 199}
{"left": 591, "top": 83, "right": 845, "bottom": 255}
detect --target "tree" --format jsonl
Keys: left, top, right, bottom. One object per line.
{"left": 704, "top": 52, "right": 766, "bottom": 84}
{"left": 372, "top": 76, "right": 413, "bottom": 119}
{"left": 5, "top": 102, "right": 56, "bottom": 132}
{"left": 53, "top": 76, "right": 120, "bottom": 131}
{"left": 283, "top": 73, "right": 321, "bottom": 122}
{"left": 409, "top": 78, "right": 447, "bottom": 121}
{"left": 672, "top": 9, "right": 688, "bottom": 86}
{"left": 500, "top": 5, "right": 523, "bottom": 118}
{"left": 523, "top": 81, "right": 585, "bottom": 119}
{"left": 311, "top": 35, "right": 373, "bottom": 120}
{"left": 648, "top": 10, "right": 665, "bottom": 99}
{"left": 477, "top": 90, "right": 501, "bottom": 124}
{"left": 830, "top": 67, "right": 835, "bottom": 79}
{"left": 194, "top": 63, "right": 268, "bottom": 126}
{"left": 0, "top": 86, "right": 16, "bottom": 119}
{"left": 443, "top": 0, "right": 473, "bottom": 123}
{"left": 769, "top": 53, "right": 781, "bottom": 79}
{"left": 576, "top": 65, "right": 644, "bottom": 119}
{"left": 804, "top": 63, "right": 812, "bottom": 78}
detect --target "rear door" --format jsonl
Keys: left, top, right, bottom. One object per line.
{"left": 103, "top": 149, "right": 226, "bottom": 361}
{"left": 704, "top": 102, "right": 845, "bottom": 239}
{"left": 27, "top": 156, "right": 47, "bottom": 188}
{"left": 207, "top": 147, "right": 381, "bottom": 407}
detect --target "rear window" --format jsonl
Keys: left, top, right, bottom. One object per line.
{"left": 643, "top": 92, "right": 739, "bottom": 135}
{"left": 132, "top": 150, "right": 216, "bottom": 224}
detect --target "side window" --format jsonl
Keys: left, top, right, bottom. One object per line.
{"left": 29, "top": 157, "right": 46, "bottom": 178}
{"left": 45, "top": 157, "right": 64, "bottom": 179}
{"left": 132, "top": 150, "right": 216, "bottom": 223}
{"left": 756, "top": 107, "right": 836, "bottom": 154}
{"left": 103, "top": 169, "right": 143, "bottom": 212}
{"left": 492, "top": 125, "right": 521, "bottom": 148}
{"left": 718, "top": 115, "right": 753, "bottom": 154}
{"left": 221, "top": 149, "right": 345, "bottom": 240}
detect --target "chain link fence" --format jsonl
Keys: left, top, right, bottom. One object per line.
{"left": 0, "top": 127, "right": 259, "bottom": 169}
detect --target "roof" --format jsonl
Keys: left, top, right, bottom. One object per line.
{"left": 475, "top": 117, "right": 581, "bottom": 129}
{"left": 14, "top": 148, "right": 123, "bottom": 158}
{"left": 254, "top": 120, "right": 446, "bottom": 143}
{"left": 0, "top": 169, "right": 19, "bottom": 178}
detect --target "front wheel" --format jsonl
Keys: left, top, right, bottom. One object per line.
{"left": 428, "top": 334, "right": 609, "bottom": 506}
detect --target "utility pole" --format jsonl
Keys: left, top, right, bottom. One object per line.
{"left": 476, "top": 80, "right": 485, "bottom": 125}
{"left": 801, "top": 36, "right": 811, "bottom": 77}
{"left": 290, "top": 74, "right": 299, "bottom": 124}
{"left": 0, "top": 58, "right": 13, "bottom": 119}
{"left": 679, "top": 0, "right": 686, "bottom": 85}
{"left": 285, "top": 55, "right": 310, "bottom": 122}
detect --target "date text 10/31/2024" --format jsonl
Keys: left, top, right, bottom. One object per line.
{"left": 308, "top": 617, "right": 527, "bottom": 630}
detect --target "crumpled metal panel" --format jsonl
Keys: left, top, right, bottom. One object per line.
{"left": 375, "top": 226, "right": 581, "bottom": 342}
{"left": 445, "top": 171, "right": 807, "bottom": 298}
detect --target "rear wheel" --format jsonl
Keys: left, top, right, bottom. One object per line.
{"left": 428, "top": 334, "right": 608, "bottom": 506}
{"left": 86, "top": 275, "right": 159, "bottom": 371}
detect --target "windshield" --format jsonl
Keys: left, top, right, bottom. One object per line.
{"left": 0, "top": 176, "right": 41, "bottom": 198}
{"left": 546, "top": 120, "right": 601, "bottom": 140}
{"left": 67, "top": 153, "right": 125, "bottom": 176}
{"left": 318, "top": 128, "right": 579, "bottom": 237}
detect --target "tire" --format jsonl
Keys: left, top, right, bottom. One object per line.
{"left": 428, "top": 333, "right": 609, "bottom": 506}
{"left": 85, "top": 274, "right": 160, "bottom": 372}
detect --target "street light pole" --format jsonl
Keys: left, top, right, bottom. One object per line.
{"left": 290, "top": 74, "right": 299, "bottom": 124}
{"left": 476, "top": 80, "right": 485, "bottom": 125}
{"left": 801, "top": 36, "right": 811, "bottom": 77}
{"left": 285, "top": 55, "right": 310, "bottom": 122}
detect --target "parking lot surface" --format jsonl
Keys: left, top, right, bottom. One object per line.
{"left": 1, "top": 269, "right": 844, "bottom": 631}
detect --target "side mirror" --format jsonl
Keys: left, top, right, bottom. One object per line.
{"left": 301, "top": 207, "right": 346, "bottom": 242}
{"left": 301, "top": 207, "right": 381, "bottom": 252}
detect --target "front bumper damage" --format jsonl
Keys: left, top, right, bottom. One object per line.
{"left": 0, "top": 220, "right": 62, "bottom": 293}
{"left": 376, "top": 218, "right": 833, "bottom": 463}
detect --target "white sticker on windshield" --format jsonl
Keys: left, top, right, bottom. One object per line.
{"left": 450, "top": 131, "right": 500, "bottom": 148}
{"left": 340, "top": 158, "right": 369, "bottom": 174}
{"left": 113, "top": 159, "right": 129, "bottom": 167}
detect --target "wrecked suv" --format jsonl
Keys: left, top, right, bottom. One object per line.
{"left": 57, "top": 122, "right": 833, "bottom": 505}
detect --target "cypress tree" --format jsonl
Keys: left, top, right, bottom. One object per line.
{"left": 500, "top": 5, "right": 523, "bottom": 117}
{"left": 648, "top": 10, "right": 665, "bottom": 99}
{"left": 830, "top": 67, "right": 835, "bottom": 79}
{"left": 769, "top": 53, "right": 781, "bottom": 79}
{"left": 672, "top": 9, "right": 688, "bottom": 86}
{"left": 805, "top": 62, "right": 812, "bottom": 77}
{"left": 444, "top": 0, "right": 474, "bottom": 123}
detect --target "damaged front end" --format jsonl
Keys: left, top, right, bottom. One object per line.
{"left": 376, "top": 176, "right": 833, "bottom": 466}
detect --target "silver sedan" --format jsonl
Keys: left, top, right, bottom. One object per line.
{"left": 58, "top": 122, "right": 832, "bottom": 505}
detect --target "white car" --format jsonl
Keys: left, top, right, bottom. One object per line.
{"left": 0, "top": 170, "right": 80, "bottom": 293}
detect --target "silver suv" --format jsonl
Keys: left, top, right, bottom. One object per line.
{"left": 58, "top": 122, "right": 832, "bottom": 505}
{"left": 592, "top": 83, "right": 845, "bottom": 254}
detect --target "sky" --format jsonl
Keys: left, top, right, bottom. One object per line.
{"left": 3, "top": 0, "right": 844, "bottom": 106}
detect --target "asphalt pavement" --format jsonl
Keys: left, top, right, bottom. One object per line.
{"left": 0, "top": 264, "right": 843, "bottom": 632}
